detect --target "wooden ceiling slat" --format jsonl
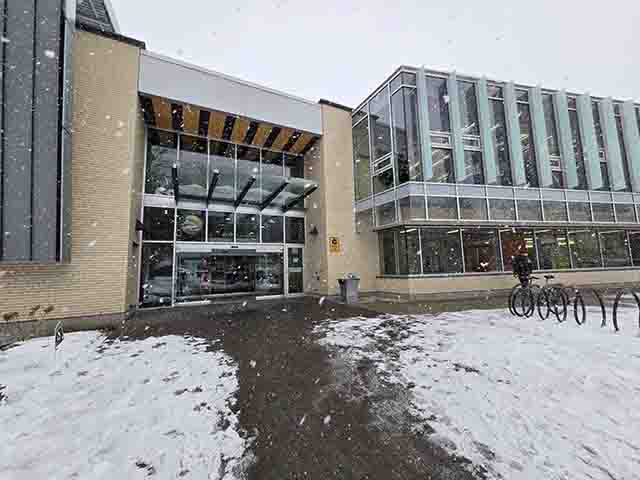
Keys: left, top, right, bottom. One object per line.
{"left": 152, "top": 97, "right": 172, "bottom": 130}
{"left": 182, "top": 104, "right": 199, "bottom": 134}
{"left": 208, "top": 111, "right": 227, "bottom": 140}
{"left": 252, "top": 124, "right": 273, "bottom": 147}
{"left": 231, "top": 117, "right": 250, "bottom": 144}
{"left": 289, "top": 132, "right": 313, "bottom": 154}
{"left": 270, "top": 127, "right": 294, "bottom": 151}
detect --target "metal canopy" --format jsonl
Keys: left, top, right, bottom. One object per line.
{"left": 234, "top": 176, "right": 257, "bottom": 207}
{"left": 207, "top": 170, "right": 220, "bottom": 205}
{"left": 282, "top": 185, "right": 318, "bottom": 213}
{"left": 260, "top": 181, "right": 289, "bottom": 210}
{"left": 171, "top": 165, "right": 180, "bottom": 204}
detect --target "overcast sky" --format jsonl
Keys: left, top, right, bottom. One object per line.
{"left": 110, "top": 0, "right": 639, "bottom": 107}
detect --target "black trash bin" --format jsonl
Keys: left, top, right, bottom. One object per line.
{"left": 338, "top": 275, "right": 360, "bottom": 303}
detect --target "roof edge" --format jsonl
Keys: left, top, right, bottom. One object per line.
{"left": 318, "top": 99, "right": 352, "bottom": 112}
{"left": 77, "top": 22, "right": 146, "bottom": 49}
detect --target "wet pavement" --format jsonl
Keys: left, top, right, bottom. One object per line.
{"left": 124, "top": 297, "right": 488, "bottom": 480}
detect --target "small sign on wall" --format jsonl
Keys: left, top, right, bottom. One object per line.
{"left": 329, "top": 236, "right": 342, "bottom": 255}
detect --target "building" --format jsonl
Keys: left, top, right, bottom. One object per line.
{"left": 1, "top": 0, "right": 640, "bottom": 333}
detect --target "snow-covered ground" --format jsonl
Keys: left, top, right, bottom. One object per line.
{"left": 0, "top": 332, "right": 251, "bottom": 479}
{"left": 316, "top": 308, "right": 640, "bottom": 480}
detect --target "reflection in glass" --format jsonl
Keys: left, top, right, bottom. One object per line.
{"left": 568, "top": 108, "right": 588, "bottom": 189}
{"left": 426, "top": 77, "right": 451, "bottom": 132}
{"left": 568, "top": 229, "right": 602, "bottom": 268}
{"left": 459, "top": 197, "right": 487, "bottom": 220}
{"left": 392, "top": 88, "right": 423, "bottom": 184}
{"left": 543, "top": 201, "right": 568, "bottom": 222}
{"left": 373, "top": 169, "right": 395, "bottom": 194}
{"left": 428, "top": 196, "right": 458, "bottom": 219}
{"left": 461, "top": 150, "right": 484, "bottom": 184}
{"left": 615, "top": 204, "right": 636, "bottom": 223}
{"left": 288, "top": 247, "right": 304, "bottom": 294}
{"left": 457, "top": 81, "right": 480, "bottom": 136}
{"left": 143, "top": 207, "right": 174, "bottom": 241}
{"left": 356, "top": 209, "right": 374, "bottom": 233}
{"left": 207, "top": 211, "right": 234, "bottom": 242}
{"left": 568, "top": 202, "right": 591, "bottom": 222}
{"left": 592, "top": 101, "right": 605, "bottom": 150}
{"left": 370, "top": 87, "right": 392, "bottom": 159}
{"left": 615, "top": 115, "right": 631, "bottom": 191}
{"left": 353, "top": 119, "right": 372, "bottom": 200}
{"left": 399, "top": 196, "right": 426, "bottom": 221}
{"left": 592, "top": 203, "right": 614, "bottom": 222}
{"left": 209, "top": 140, "right": 235, "bottom": 202}
{"left": 628, "top": 231, "right": 640, "bottom": 265}
{"left": 376, "top": 202, "right": 397, "bottom": 226}
{"left": 261, "top": 215, "right": 283, "bottom": 243}
{"left": 380, "top": 230, "right": 397, "bottom": 275}
{"left": 236, "top": 145, "right": 260, "bottom": 205}
{"left": 489, "top": 198, "right": 516, "bottom": 220}
{"left": 500, "top": 229, "right": 537, "bottom": 272}
{"left": 420, "top": 228, "right": 462, "bottom": 273}
{"left": 397, "top": 228, "right": 421, "bottom": 274}
{"left": 284, "top": 153, "right": 304, "bottom": 179}
{"left": 286, "top": 217, "right": 305, "bottom": 244}
{"left": 177, "top": 210, "right": 205, "bottom": 242}
{"left": 536, "top": 229, "right": 570, "bottom": 270}
{"left": 517, "top": 103, "right": 538, "bottom": 187}
{"left": 236, "top": 213, "right": 259, "bottom": 242}
{"left": 256, "top": 253, "right": 284, "bottom": 295}
{"left": 140, "top": 244, "right": 173, "bottom": 307}
{"left": 462, "top": 229, "right": 501, "bottom": 272}
{"left": 517, "top": 200, "right": 542, "bottom": 221}
{"left": 489, "top": 99, "right": 512, "bottom": 186}
{"left": 542, "top": 94, "right": 561, "bottom": 157}
{"left": 179, "top": 136, "right": 207, "bottom": 199}
{"left": 145, "top": 130, "right": 177, "bottom": 195}
{"left": 599, "top": 230, "right": 631, "bottom": 267}
{"left": 431, "top": 148, "right": 454, "bottom": 183}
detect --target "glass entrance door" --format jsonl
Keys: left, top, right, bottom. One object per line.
{"left": 287, "top": 247, "right": 304, "bottom": 294}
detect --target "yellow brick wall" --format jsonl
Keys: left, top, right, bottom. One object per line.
{"left": 0, "top": 31, "right": 142, "bottom": 324}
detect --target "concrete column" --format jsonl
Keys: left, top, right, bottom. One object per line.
{"left": 599, "top": 98, "right": 626, "bottom": 191}
{"left": 477, "top": 78, "right": 497, "bottom": 184}
{"left": 622, "top": 100, "right": 640, "bottom": 192}
{"left": 554, "top": 91, "right": 578, "bottom": 189}
{"left": 503, "top": 82, "right": 526, "bottom": 186}
{"left": 576, "top": 94, "right": 603, "bottom": 190}
{"left": 416, "top": 67, "right": 433, "bottom": 181}
{"left": 530, "top": 86, "right": 553, "bottom": 187}
{"left": 447, "top": 72, "right": 465, "bottom": 182}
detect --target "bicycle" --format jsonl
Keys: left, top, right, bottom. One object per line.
{"left": 536, "top": 274, "right": 568, "bottom": 322}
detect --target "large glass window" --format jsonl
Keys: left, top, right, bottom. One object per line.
{"left": 373, "top": 168, "right": 395, "bottom": 194}
{"left": 399, "top": 196, "right": 426, "bottom": 221}
{"left": 236, "top": 145, "right": 261, "bottom": 205}
{"left": 143, "top": 207, "right": 174, "bottom": 241}
{"left": 517, "top": 200, "right": 542, "bottom": 221}
{"left": 176, "top": 210, "right": 205, "bottom": 242}
{"left": 284, "top": 153, "right": 304, "bottom": 179}
{"left": 536, "top": 229, "right": 570, "bottom": 270}
{"left": 428, "top": 196, "right": 458, "bottom": 219}
{"left": 397, "top": 228, "right": 421, "bottom": 274}
{"left": 380, "top": 230, "right": 397, "bottom": 275}
{"left": 615, "top": 114, "right": 631, "bottom": 191}
{"left": 260, "top": 149, "right": 285, "bottom": 205}
{"left": 288, "top": 247, "right": 304, "bottom": 294}
{"left": 489, "top": 199, "right": 516, "bottom": 221}
{"left": 543, "top": 201, "right": 568, "bottom": 222}
{"left": 462, "top": 229, "right": 501, "bottom": 272}
{"left": 145, "top": 130, "right": 177, "bottom": 195}
{"left": 179, "top": 136, "right": 207, "bottom": 199}
{"left": 420, "top": 228, "right": 463, "bottom": 274}
{"left": 568, "top": 229, "right": 602, "bottom": 268}
{"left": 461, "top": 150, "right": 484, "bottom": 184}
{"left": 542, "top": 94, "right": 561, "bottom": 157}
{"left": 426, "top": 77, "right": 451, "bottom": 132}
{"left": 370, "top": 88, "right": 392, "bottom": 160}
{"left": 517, "top": 102, "right": 539, "bottom": 187}
{"left": 489, "top": 98, "right": 512, "bottom": 186}
{"left": 392, "top": 88, "right": 423, "bottom": 183}
{"left": 140, "top": 244, "right": 173, "bottom": 307}
{"left": 567, "top": 105, "right": 588, "bottom": 189}
{"left": 376, "top": 202, "right": 397, "bottom": 226}
{"left": 599, "top": 230, "right": 631, "bottom": 267}
{"left": 353, "top": 119, "right": 372, "bottom": 201}
{"left": 615, "top": 204, "right": 636, "bottom": 223}
{"left": 592, "top": 203, "right": 615, "bottom": 222}
{"left": 500, "top": 229, "right": 537, "bottom": 272}
{"left": 568, "top": 202, "right": 592, "bottom": 222}
{"left": 459, "top": 197, "right": 487, "bottom": 220}
{"left": 355, "top": 209, "right": 374, "bottom": 233}
{"left": 256, "top": 253, "right": 284, "bottom": 295}
{"left": 457, "top": 81, "right": 480, "bottom": 136}
{"left": 286, "top": 217, "right": 305, "bottom": 244}
{"left": 628, "top": 231, "right": 640, "bottom": 265}
{"left": 207, "top": 211, "right": 234, "bottom": 242}
{"left": 209, "top": 140, "right": 235, "bottom": 203}
{"left": 262, "top": 215, "right": 283, "bottom": 243}
{"left": 431, "top": 148, "right": 454, "bottom": 183}
{"left": 236, "top": 213, "right": 259, "bottom": 242}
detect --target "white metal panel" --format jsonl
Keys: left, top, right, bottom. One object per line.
{"left": 139, "top": 51, "right": 322, "bottom": 135}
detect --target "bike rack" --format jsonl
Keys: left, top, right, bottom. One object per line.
{"left": 612, "top": 289, "right": 640, "bottom": 332}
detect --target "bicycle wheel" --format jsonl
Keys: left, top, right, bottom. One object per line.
{"left": 508, "top": 285, "right": 520, "bottom": 316}
{"left": 537, "top": 288, "right": 551, "bottom": 321}
{"left": 549, "top": 287, "right": 568, "bottom": 322}
{"left": 513, "top": 287, "right": 534, "bottom": 317}
{"left": 573, "top": 292, "right": 586, "bottom": 325}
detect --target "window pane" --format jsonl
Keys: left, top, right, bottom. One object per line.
{"left": 370, "top": 88, "right": 392, "bottom": 159}
{"left": 356, "top": 209, "right": 374, "bottom": 233}
{"left": 536, "top": 229, "right": 570, "bottom": 270}
{"left": 568, "top": 229, "right": 602, "bottom": 268}
{"left": 207, "top": 211, "right": 234, "bottom": 242}
{"left": 457, "top": 81, "right": 480, "bottom": 136}
{"left": 488, "top": 85, "right": 503, "bottom": 99}
{"left": 261, "top": 215, "right": 283, "bottom": 243}
{"left": 261, "top": 149, "right": 285, "bottom": 205}
{"left": 568, "top": 109, "right": 588, "bottom": 189}
{"left": 390, "top": 74, "right": 402, "bottom": 92}
{"left": 489, "top": 198, "right": 516, "bottom": 220}
{"left": 500, "top": 229, "right": 537, "bottom": 272}
{"left": 592, "top": 203, "right": 614, "bottom": 222}
{"left": 397, "top": 228, "right": 421, "bottom": 274}
{"left": 599, "top": 163, "right": 611, "bottom": 191}
{"left": 380, "top": 230, "right": 397, "bottom": 275}
{"left": 284, "top": 153, "right": 304, "bottom": 179}
{"left": 145, "top": 130, "right": 177, "bottom": 195}
{"left": 426, "top": 77, "right": 450, "bottom": 132}
{"left": 353, "top": 120, "right": 372, "bottom": 200}
{"left": 542, "top": 94, "right": 560, "bottom": 157}
{"left": 236, "top": 213, "right": 259, "bottom": 242}
{"left": 543, "top": 201, "right": 567, "bottom": 222}
{"left": 399, "top": 196, "right": 426, "bottom": 221}
{"left": 592, "top": 102, "right": 605, "bottom": 150}
{"left": 286, "top": 217, "right": 305, "bottom": 244}
{"left": 421, "top": 228, "right": 463, "bottom": 274}
{"left": 352, "top": 110, "right": 366, "bottom": 126}
{"left": 615, "top": 115, "right": 631, "bottom": 191}
{"left": 615, "top": 204, "right": 636, "bottom": 223}
{"left": 236, "top": 146, "right": 260, "bottom": 205}
{"left": 518, "top": 103, "right": 538, "bottom": 187}
{"left": 431, "top": 148, "right": 454, "bottom": 183}
{"left": 462, "top": 229, "right": 501, "bottom": 272}
{"left": 568, "top": 202, "right": 592, "bottom": 222}
{"left": 489, "top": 99, "right": 512, "bottom": 186}
{"left": 599, "top": 230, "right": 630, "bottom": 267}
{"left": 459, "top": 197, "right": 487, "bottom": 220}
{"left": 143, "top": 207, "right": 174, "bottom": 241}
{"left": 460, "top": 150, "right": 484, "bottom": 184}
{"left": 140, "top": 244, "right": 173, "bottom": 307}
{"left": 551, "top": 171, "right": 564, "bottom": 189}
{"left": 175, "top": 253, "right": 212, "bottom": 301}
{"left": 209, "top": 140, "right": 235, "bottom": 202}
{"left": 177, "top": 210, "right": 205, "bottom": 242}
{"left": 376, "top": 202, "right": 397, "bottom": 226}
{"left": 288, "top": 247, "right": 304, "bottom": 294}
{"left": 517, "top": 200, "right": 542, "bottom": 221}
{"left": 392, "top": 88, "right": 423, "bottom": 184}
{"left": 628, "top": 231, "right": 640, "bottom": 265}
{"left": 179, "top": 135, "right": 207, "bottom": 199}
{"left": 256, "top": 253, "right": 284, "bottom": 295}
{"left": 373, "top": 169, "right": 395, "bottom": 194}
{"left": 428, "top": 196, "right": 458, "bottom": 219}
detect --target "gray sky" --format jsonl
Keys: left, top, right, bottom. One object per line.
{"left": 111, "top": 0, "right": 639, "bottom": 107}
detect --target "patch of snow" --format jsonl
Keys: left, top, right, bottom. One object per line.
{"left": 316, "top": 308, "right": 640, "bottom": 479}
{"left": 0, "top": 332, "right": 251, "bottom": 479}
{"left": 323, "top": 415, "right": 331, "bottom": 425}
{"left": 249, "top": 360, "right": 257, "bottom": 369}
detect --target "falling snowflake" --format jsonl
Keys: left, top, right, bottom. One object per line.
{"left": 88, "top": 240, "right": 96, "bottom": 248}
{"left": 323, "top": 415, "right": 331, "bottom": 425}
{"left": 249, "top": 360, "right": 257, "bottom": 368}
{"left": 318, "top": 297, "right": 326, "bottom": 306}
{"left": 0, "top": 36, "right": 10, "bottom": 44}
{"left": 44, "top": 49, "right": 56, "bottom": 59}
{"left": 299, "top": 415, "right": 306, "bottom": 426}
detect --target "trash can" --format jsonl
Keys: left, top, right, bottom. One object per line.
{"left": 338, "top": 275, "right": 360, "bottom": 303}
